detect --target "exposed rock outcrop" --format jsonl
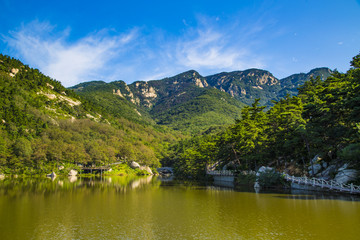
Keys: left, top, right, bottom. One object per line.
{"left": 256, "top": 166, "right": 274, "bottom": 176}
{"left": 68, "top": 169, "right": 78, "bottom": 176}
{"left": 9, "top": 68, "right": 19, "bottom": 77}
{"left": 140, "top": 166, "right": 153, "bottom": 175}
{"left": 319, "top": 165, "right": 337, "bottom": 180}
{"left": 334, "top": 168, "right": 358, "bottom": 184}
{"left": 130, "top": 161, "right": 140, "bottom": 169}
{"left": 308, "top": 155, "right": 322, "bottom": 176}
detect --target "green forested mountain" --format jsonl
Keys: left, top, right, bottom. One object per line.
{"left": 167, "top": 54, "right": 360, "bottom": 179}
{"left": 0, "top": 54, "right": 178, "bottom": 174}
{"left": 205, "top": 68, "right": 332, "bottom": 106}
{"left": 72, "top": 68, "right": 331, "bottom": 134}
{"left": 278, "top": 67, "right": 333, "bottom": 98}
{"left": 72, "top": 70, "right": 246, "bottom": 134}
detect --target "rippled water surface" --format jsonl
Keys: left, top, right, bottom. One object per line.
{"left": 0, "top": 176, "right": 359, "bottom": 239}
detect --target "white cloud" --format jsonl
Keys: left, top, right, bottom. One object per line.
{"left": 174, "top": 19, "right": 265, "bottom": 73}
{"left": 4, "top": 21, "right": 137, "bottom": 86}
{"left": 3, "top": 18, "right": 266, "bottom": 86}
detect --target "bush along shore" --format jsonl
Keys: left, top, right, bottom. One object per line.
{"left": 0, "top": 161, "right": 156, "bottom": 179}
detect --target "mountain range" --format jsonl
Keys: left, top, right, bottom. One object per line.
{"left": 71, "top": 67, "right": 332, "bottom": 133}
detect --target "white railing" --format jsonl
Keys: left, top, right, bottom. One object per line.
{"left": 206, "top": 170, "right": 256, "bottom": 177}
{"left": 206, "top": 170, "right": 235, "bottom": 176}
{"left": 283, "top": 173, "right": 360, "bottom": 194}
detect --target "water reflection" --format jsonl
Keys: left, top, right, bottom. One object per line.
{"left": 0, "top": 175, "right": 160, "bottom": 197}
{"left": 274, "top": 192, "right": 360, "bottom": 202}
{"left": 68, "top": 175, "right": 77, "bottom": 183}
{"left": 0, "top": 177, "right": 359, "bottom": 240}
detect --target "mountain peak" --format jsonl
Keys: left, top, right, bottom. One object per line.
{"left": 173, "top": 70, "right": 202, "bottom": 79}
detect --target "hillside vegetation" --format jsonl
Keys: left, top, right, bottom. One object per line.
{"left": 168, "top": 54, "right": 360, "bottom": 180}
{"left": 0, "top": 52, "right": 351, "bottom": 178}
{"left": 73, "top": 68, "right": 331, "bottom": 134}
{"left": 0, "top": 54, "right": 178, "bottom": 175}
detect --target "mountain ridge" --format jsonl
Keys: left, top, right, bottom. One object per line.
{"left": 71, "top": 67, "right": 332, "bottom": 133}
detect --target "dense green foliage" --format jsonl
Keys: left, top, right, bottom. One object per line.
{"left": 71, "top": 80, "right": 155, "bottom": 124}
{"left": 152, "top": 88, "right": 245, "bottom": 133}
{"left": 257, "top": 170, "right": 287, "bottom": 188}
{"left": 0, "top": 54, "right": 177, "bottom": 174}
{"left": 169, "top": 54, "right": 360, "bottom": 178}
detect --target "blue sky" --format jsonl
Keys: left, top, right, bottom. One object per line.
{"left": 1, "top": 0, "right": 359, "bottom": 87}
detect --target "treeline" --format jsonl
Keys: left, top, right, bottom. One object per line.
{"left": 166, "top": 54, "right": 360, "bottom": 179}
{"left": 0, "top": 54, "right": 178, "bottom": 174}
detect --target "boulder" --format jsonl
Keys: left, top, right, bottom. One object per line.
{"left": 309, "top": 164, "right": 322, "bottom": 176}
{"left": 0, "top": 174, "right": 4, "bottom": 180}
{"left": 130, "top": 161, "right": 140, "bottom": 169}
{"left": 310, "top": 154, "right": 321, "bottom": 164}
{"left": 46, "top": 172, "right": 56, "bottom": 178}
{"left": 256, "top": 166, "right": 273, "bottom": 176}
{"left": 68, "top": 169, "right": 78, "bottom": 176}
{"left": 140, "top": 166, "right": 153, "bottom": 175}
{"left": 338, "top": 163, "right": 349, "bottom": 172}
{"left": 320, "top": 165, "right": 337, "bottom": 180}
{"left": 308, "top": 154, "right": 323, "bottom": 175}
{"left": 58, "top": 166, "right": 64, "bottom": 170}
{"left": 334, "top": 169, "right": 358, "bottom": 184}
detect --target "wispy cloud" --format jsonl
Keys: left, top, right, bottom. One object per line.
{"left": 3, "top": 21, "right": 137, "bottom": 86}
{"left": 3, "top": 17, "right": 267, "bottom": 86}
{"left": 175, "top": 28, "right": 263, "bottom": 72}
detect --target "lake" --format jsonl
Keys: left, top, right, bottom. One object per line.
{"left": 0, "top": 176, "right": 359, "bottom": 239}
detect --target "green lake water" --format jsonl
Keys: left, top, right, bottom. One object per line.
{"left": 0, "top": 176, "right": 359, "bottom": 240}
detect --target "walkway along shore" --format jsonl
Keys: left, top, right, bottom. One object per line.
{"left": 207, "top": 170, "right": 360, "bottom": 195}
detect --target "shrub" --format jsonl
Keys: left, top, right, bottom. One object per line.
{"left": 257, "top": 169, "right": 286, "bottom": 188}
{"left": 236, "top": 172, "right": 256, "bottom": 185}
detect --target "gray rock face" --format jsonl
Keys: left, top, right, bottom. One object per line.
{"left": 320, "top": 165, "right": 337, "bottom": 180}
{"left": 68, "top": 169, "right": 78, "bottom": 176}
{"left": 334, "top": 169, "right": 358, "bottom": 184}
{"left": 130, "top": 161, "right": 140, "bottom": 169}
{"left": 256, "top": 166, "right": 273, "bottom": 176}
{"left": 310, "top": 154, "right": 321, "bottom": 164}
{"left": 308, "top": 154, "right": 323, "bottom": 176}
{"left": 338, "top": 163, "right": 349, "bottom": 172}
{"left": 309, "top": 164, "right": 322, "bottom": 176}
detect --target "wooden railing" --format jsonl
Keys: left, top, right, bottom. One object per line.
{"left": 283, "top": 173, "right": 360, "bottom": 194}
